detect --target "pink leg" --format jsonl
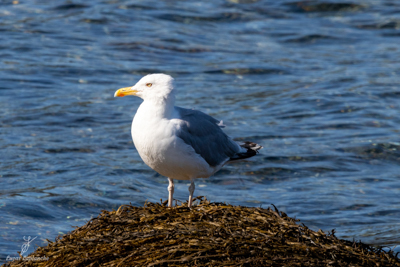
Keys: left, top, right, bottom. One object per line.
{"left": 188, "top": 179, "right": 195, "bottom": 208}
{"left": 168, "top": 178, "right": 174, "bottom": 208}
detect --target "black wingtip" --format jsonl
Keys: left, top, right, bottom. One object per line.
{"left": 229, "top": 141, "right": 263, "bottom": 162}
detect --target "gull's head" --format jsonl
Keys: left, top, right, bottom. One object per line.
{"left": 114, "top": 73, "right": 174, "bottom": 101}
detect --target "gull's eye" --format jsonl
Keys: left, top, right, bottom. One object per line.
{"left": 146, "top": 83, "right": 152, "bottom": 87}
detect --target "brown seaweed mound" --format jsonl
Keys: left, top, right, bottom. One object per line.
{"left": 4, "top": 197, "right": 400, "bottom": 267}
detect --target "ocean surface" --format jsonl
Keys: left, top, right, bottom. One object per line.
{"left": 1, "top": 0, "right": 400, "bottom": 261}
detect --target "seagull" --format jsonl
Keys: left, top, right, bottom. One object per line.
{"left": 114, "top": 74, "right": 262, "bottom": 207}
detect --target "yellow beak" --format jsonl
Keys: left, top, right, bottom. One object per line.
{"left": 114, "top": 87, "right": 138, "bottom": 97}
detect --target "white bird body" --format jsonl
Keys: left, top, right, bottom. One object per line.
{"left": 131, "top": 101, "right": 218, "bottom": 181}
{"left": 115, "top": 73, "right": 262, "bottom": 207}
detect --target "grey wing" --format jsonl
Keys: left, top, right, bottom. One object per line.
{"left": 175, "top": 107, "right": 240, "bottom": 167}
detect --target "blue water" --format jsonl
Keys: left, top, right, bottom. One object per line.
{"left": 1, "top": 0, "right": 400, "bottom": 262}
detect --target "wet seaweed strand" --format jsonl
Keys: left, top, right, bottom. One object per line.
{"left": 4, "top": 197, "right": 400, "bottom": 267}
